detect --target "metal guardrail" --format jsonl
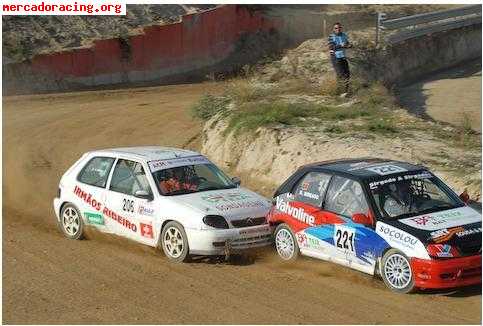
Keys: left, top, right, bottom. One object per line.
{"left": 377, "top": 5, "right": 482, "bottom": 45}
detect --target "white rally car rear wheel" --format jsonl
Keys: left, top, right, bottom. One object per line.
{"left": 161, "top": 221, "right": 190, "bottom": 263}
{"left": 274, "top": 224, "right": 299, "bottom": 261}
{"left": 59, "top": 203, "right": 85, "bottom": 240}
{"left": 381, "top": 249, "right": 415, "bottom": 293}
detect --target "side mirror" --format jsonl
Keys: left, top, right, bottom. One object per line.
{"left": 232, "top": 176, "right": 241, "bottom": 186}
{"left": 459, "top": 190, "right": 470, "bottom": 204}
{"left": 352, "top": 213, "right": 372, "bottom": 226}
{"left": 134, "top": 190, "right": 153, "bottom": 201}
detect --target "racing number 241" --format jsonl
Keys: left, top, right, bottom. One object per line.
{"left": 335, "top": 228, "right": 355, "bottom": 252}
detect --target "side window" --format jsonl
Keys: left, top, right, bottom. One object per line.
{"left": 109, "top": 159, "right": 152, "bottom": 196}
{"left": 77, "top": 156, "right": 115, "bottom": 188}
{"left": 325, "top": 176, "right": 369, "bottom": 217}
{"left": 293, "top": 172, "right": 332, "bottom": 207}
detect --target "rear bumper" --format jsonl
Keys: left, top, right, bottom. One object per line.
{"left": 53, "top": 198, "right": 62, "bottom": 221}
{"left": 411, "top": 255, "right": 481, "bottom": 289}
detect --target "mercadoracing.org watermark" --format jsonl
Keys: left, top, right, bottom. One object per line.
{"left": 2, "top": 0, "right": 126, "bottom": 15}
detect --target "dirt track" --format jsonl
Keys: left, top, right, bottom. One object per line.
{"left": 399, "top": 59, "right": 482, "bottom": 132}
{"left": 3, "top": 83, "right": 481, "bottom": 324}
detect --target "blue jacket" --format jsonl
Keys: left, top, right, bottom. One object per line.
{"left": 328, "top": 32, "right": 349, "bottom": 59}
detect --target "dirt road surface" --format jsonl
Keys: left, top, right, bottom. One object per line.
{"left": 399, "top": 59, "right": 482, "bottom": 132}
{"left": 3, "top": 83, "right": 481, "bottom": 324}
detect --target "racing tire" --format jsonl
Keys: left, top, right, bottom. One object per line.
{"left": 381, "top": 249, "right": 415, "bottom": 294}
{"left": 59, "top": 203, "right": 85, "bottom": 240}
{"left": 274, "top": 223, "right": 299, "bottom": 261}
{"left": 161, "top": 221, "right": 190, "bottom": 263}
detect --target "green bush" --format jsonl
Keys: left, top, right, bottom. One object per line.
{"left": 191, "top": 94, "right": 230, "bottom": 121}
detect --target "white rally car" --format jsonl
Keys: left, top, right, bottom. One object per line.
{"left": 53, "top": 146, "right": 272, "bottom": 262}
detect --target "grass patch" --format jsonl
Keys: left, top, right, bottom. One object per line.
{"left": 365, "top": 119, "right": 398, "bottom": 134}
{"left": 224, "top": 79, "right": 272, "bottom": 104}
{"left": 191, "top": 94, "right": 230, "bottom": 121}
{"left": 325, "top": 125, "right": 344, "bottom": 134}
{"left": 225, "top": 101, "right": 323, "bottom": 135}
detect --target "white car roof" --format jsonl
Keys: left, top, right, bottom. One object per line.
{"left": 89, "top": 146, "right": 202, "bottom": 162}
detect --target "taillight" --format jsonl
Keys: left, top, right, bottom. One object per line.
{"left": 427, "top": 244, "right": 460, "bottom": 258}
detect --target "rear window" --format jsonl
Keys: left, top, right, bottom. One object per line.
{"left": 77, "top": 156, "right": 115, "bottom": 188}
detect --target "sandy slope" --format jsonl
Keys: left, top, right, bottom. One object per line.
{"left": 3, "top": 83, "right": 481, "bottom": 324}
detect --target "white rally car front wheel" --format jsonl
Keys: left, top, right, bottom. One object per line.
{"left": 381, "top": 249, "right": 415, "bottom": 293}
{"left": 161, "top": 221, "right": 190, "bottom": 263}
{"left": 274, "top": 224, "right": 299, "bottom": 261}
{"left": 59, "top": 203, "right": 85, "bottom": 240}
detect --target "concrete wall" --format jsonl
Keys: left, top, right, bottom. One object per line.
{"left": 375, "top": 24, "right": 482, "bottom": 86}
{"left": 3, "top": 6, "right": 282, "bottom": 94}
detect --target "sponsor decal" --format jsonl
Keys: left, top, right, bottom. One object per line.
{"left": 307, "top": 237, "right": 320, "bottom": 249}
{"left": 301, "top": 182, "right": 309, "bottom": 191}
{"left": 215, "top": 200, "right": 266, "bottom": 211}
{"left": 299, "top": 190, "right": 319, "bottom": 200}
{"left": 369, "top": 177, "right": 397, "bottom": 190}
{"left": 430, "top": 227, "right": 465, "bottom": 243}
{"left": 456, "top": 227, "right": 482, "bottom": 238}
{"left": 201, "top": 192, "right": 265, "bottom": 211}
{"left": 275, "top": 197, "right": 315, "bottom": 226}
{"left": 432, "top": 244, "right": 454, "bottom": 258}
{"left": 297, "top": 233, "right": 308, "bottom": 246}
{"left": 140, "top": 223, "right": 154, "bottom": 238}
{"left": 73, "top": 185, "right": 137, "bottom": 233}
{"left": 84, "top": 212, "right": 104, "bottom": 225}
{"left": 201, "top": 192, "right": 251, "bottom": 203}
{"left": 366, "top": 164, "right": 407, "bottom": 175}
{"left": 73, "top": 185, "right": 102, "bottom": 211}
{"left": 378, "top": 224, "right": 418, "bottom": 249}
{"left": 148, "top": 156, "right": 210, "bottom": 172}
{"left": 138, "top": 205, "right": 154, "bottom": 216}
{"left": 411, "top": 215, "right": 432, "bottom": 226}
{"left": 369, "top": 171, "right": 432, "bottom": 189}
{"left": 102, "top": 206, "right": 137, "bottom": 232}
{"left": 348, "top": 161, "right": 373, "bottom": 170}
{"left": 400, "top": 207, "right": 481, "bottom": 231}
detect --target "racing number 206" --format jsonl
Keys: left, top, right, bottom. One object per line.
{"left": 122, "top": 199, "right": 134, "bottom": 213}
{"left": 335, "top": 226, "right": 355, "bottom": 252}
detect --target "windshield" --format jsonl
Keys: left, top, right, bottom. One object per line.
{"left": 152, "top": 163, "right": 236, "bottom": 196}
{"left": 369, "top": 171, "right": 463, "bottom": 220}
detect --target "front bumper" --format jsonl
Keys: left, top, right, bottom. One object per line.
{"left": 187, "top": 224, "right": 273, "bottom": 255}
{"left": 411, "top": 255, "right": 481, "bottom": 289}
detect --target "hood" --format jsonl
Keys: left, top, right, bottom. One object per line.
{"left": 168, "top": 187, "right": 271, "bottom": 221}
{"left": 384, "top": 206, "right": 482, "bottom": 252}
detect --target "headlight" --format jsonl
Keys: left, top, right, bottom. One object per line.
{"left": 203, "top": 215, "right": 229, "bottom": 229}
{"left": 426, "top": 244, "right": 460, "bottom": 258}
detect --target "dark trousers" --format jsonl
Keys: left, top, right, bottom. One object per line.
{"left": 330, "top": 56, "right": 350, "bottom": 94}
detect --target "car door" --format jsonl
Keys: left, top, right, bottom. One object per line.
{"left": 278, "top": 171, "right": 335, "bottom": 248}
{"left": 73, "top": 156, "right": 115, "bottom": 229}
{"left": 104, "top": 158, "right": 157, "bottom": 245}
{"left": 320, "top": 175, "right": 386, "bottom": 274}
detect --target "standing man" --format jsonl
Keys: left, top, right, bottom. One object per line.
{"left": 328, "top": 22, "right": 352, "bottom": 96}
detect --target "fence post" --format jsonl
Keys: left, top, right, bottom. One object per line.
{"left": 376, "top": 12, "right": 386, "bottom": 46}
